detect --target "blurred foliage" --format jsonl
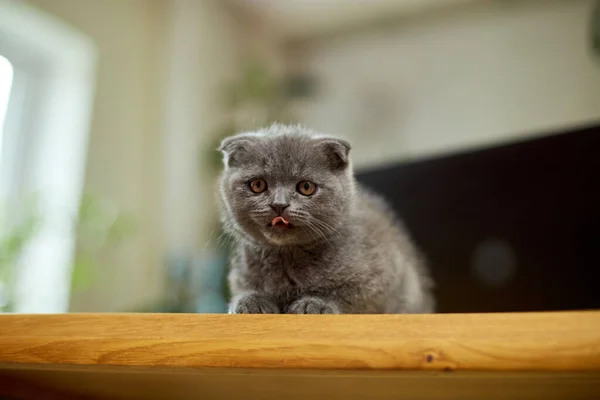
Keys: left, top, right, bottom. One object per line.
{"left": 0, "top": 196, "right": 42, "bottom": 310}
{"left": 71, "top": 192, "right": 136, "bottom": 293}
{"left": 0, "top": 200, "right": 41, "bottom": 277}
{"left": 206, "top": 58, "right": 294, "bottom": 173}
{"left": 0, "top": 192, "right": 135, "bottom": 311}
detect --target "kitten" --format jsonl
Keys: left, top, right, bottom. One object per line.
{"left": 218, "top": 124, "right": 434, "bottom": 314}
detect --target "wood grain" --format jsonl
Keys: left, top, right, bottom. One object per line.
{"left": 1, "top": 311, "right": 599, "bottom": 371}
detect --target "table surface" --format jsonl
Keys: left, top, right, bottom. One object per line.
{"left": 0, "top": 311, "right": 599, "bottom": 399}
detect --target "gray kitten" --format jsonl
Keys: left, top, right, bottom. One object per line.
{"left": 218, "top": 124, "right": 434, "bottom": 314}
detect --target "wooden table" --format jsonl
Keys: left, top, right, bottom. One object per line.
{"left": 1, "top": 312, "right": 599, "bottom": 399}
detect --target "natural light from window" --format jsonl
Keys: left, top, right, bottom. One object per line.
{"left": 0, "top": 55, "right": 14, "bottom": 161}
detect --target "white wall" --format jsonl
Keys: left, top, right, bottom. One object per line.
{"left": 298, "top": 0, "right": 600, "bottom": 169}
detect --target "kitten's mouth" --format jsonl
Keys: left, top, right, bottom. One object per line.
{"left": 269, "top": 216, "right": 291, "bottom": 228}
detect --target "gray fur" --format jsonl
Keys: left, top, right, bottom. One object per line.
{"left": 218, "top": 124, "right": 435, "bottom": 314}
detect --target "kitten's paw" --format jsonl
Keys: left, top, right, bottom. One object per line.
{"left": 287, "top": 297, "right": 340, "bottom": 314}
{"left": 229, "top": 292, "right": 279, "bottom": 314}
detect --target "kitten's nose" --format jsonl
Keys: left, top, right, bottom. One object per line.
{"left": 270, "top": 203, "right": 289, "bottom": 215}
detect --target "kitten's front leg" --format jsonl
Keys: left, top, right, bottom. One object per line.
{"left": 229, "top": 292, "right": 280, "bottom": 314}
{"left": 286, "top": 296, "right": 340, "bottom": 314}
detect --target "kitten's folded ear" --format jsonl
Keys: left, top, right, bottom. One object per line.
{"left": 317, "top": 137, "right": 351, "bottom": 170}
{"left": 218, "top": 135, "right": 257, "bottom": 168}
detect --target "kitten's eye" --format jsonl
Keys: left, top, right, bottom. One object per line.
{"left": 297, "top": 180, "right": 317, "bottom": 196}
{"left": 249, "top": 178, "right": 267, "bottom": 194}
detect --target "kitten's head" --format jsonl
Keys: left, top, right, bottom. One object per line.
{"left": 218, "top": 124, "right": 354, "bottom": 246}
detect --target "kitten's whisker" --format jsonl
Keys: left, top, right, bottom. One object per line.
{"left": 311, "top": 218, "right": 343, "bottom": 240}
{"left": 217, "top": 232, "right": 233, "bottom": 248}
{"left": 303, "top": 222, "right": 336, "bottom": 247}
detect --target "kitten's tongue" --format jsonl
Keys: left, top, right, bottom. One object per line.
{"left": 271, "top": 216, "right": 290, "bottom": 227}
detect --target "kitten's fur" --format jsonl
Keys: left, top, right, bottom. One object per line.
{"left": 218, "top": 124, "right": 434, "bottom": 314}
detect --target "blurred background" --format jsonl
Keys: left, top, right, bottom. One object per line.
{"left": 0, "top": 0, "right": 599, "bottom": 314}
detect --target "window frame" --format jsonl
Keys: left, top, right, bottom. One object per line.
{"left": 0, "top": 0, "right": 98, "bottom": 312}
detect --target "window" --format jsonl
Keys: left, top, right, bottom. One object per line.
{"left": 0, "top": 2, "right": 97, "bottom": 313}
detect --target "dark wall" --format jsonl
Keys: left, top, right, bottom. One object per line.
{"left": 356, "top": 124, "right": 600, "bottom": 313}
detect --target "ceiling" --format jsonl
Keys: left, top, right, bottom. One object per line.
{"left": 232, "top": 0, "right": 477, "bottom": 39}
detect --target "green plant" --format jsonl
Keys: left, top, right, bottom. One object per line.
{"left": 206, "top": 58, "right": 294, "bottom": 172}
{"left": 0, "top": 196, "right": 42, "bottom": 311}
{"left": 70, "top": 192, "right": 136, "bottom": 292}
{"left": 0, "top": 191, "right": 135, "bottom": 311}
